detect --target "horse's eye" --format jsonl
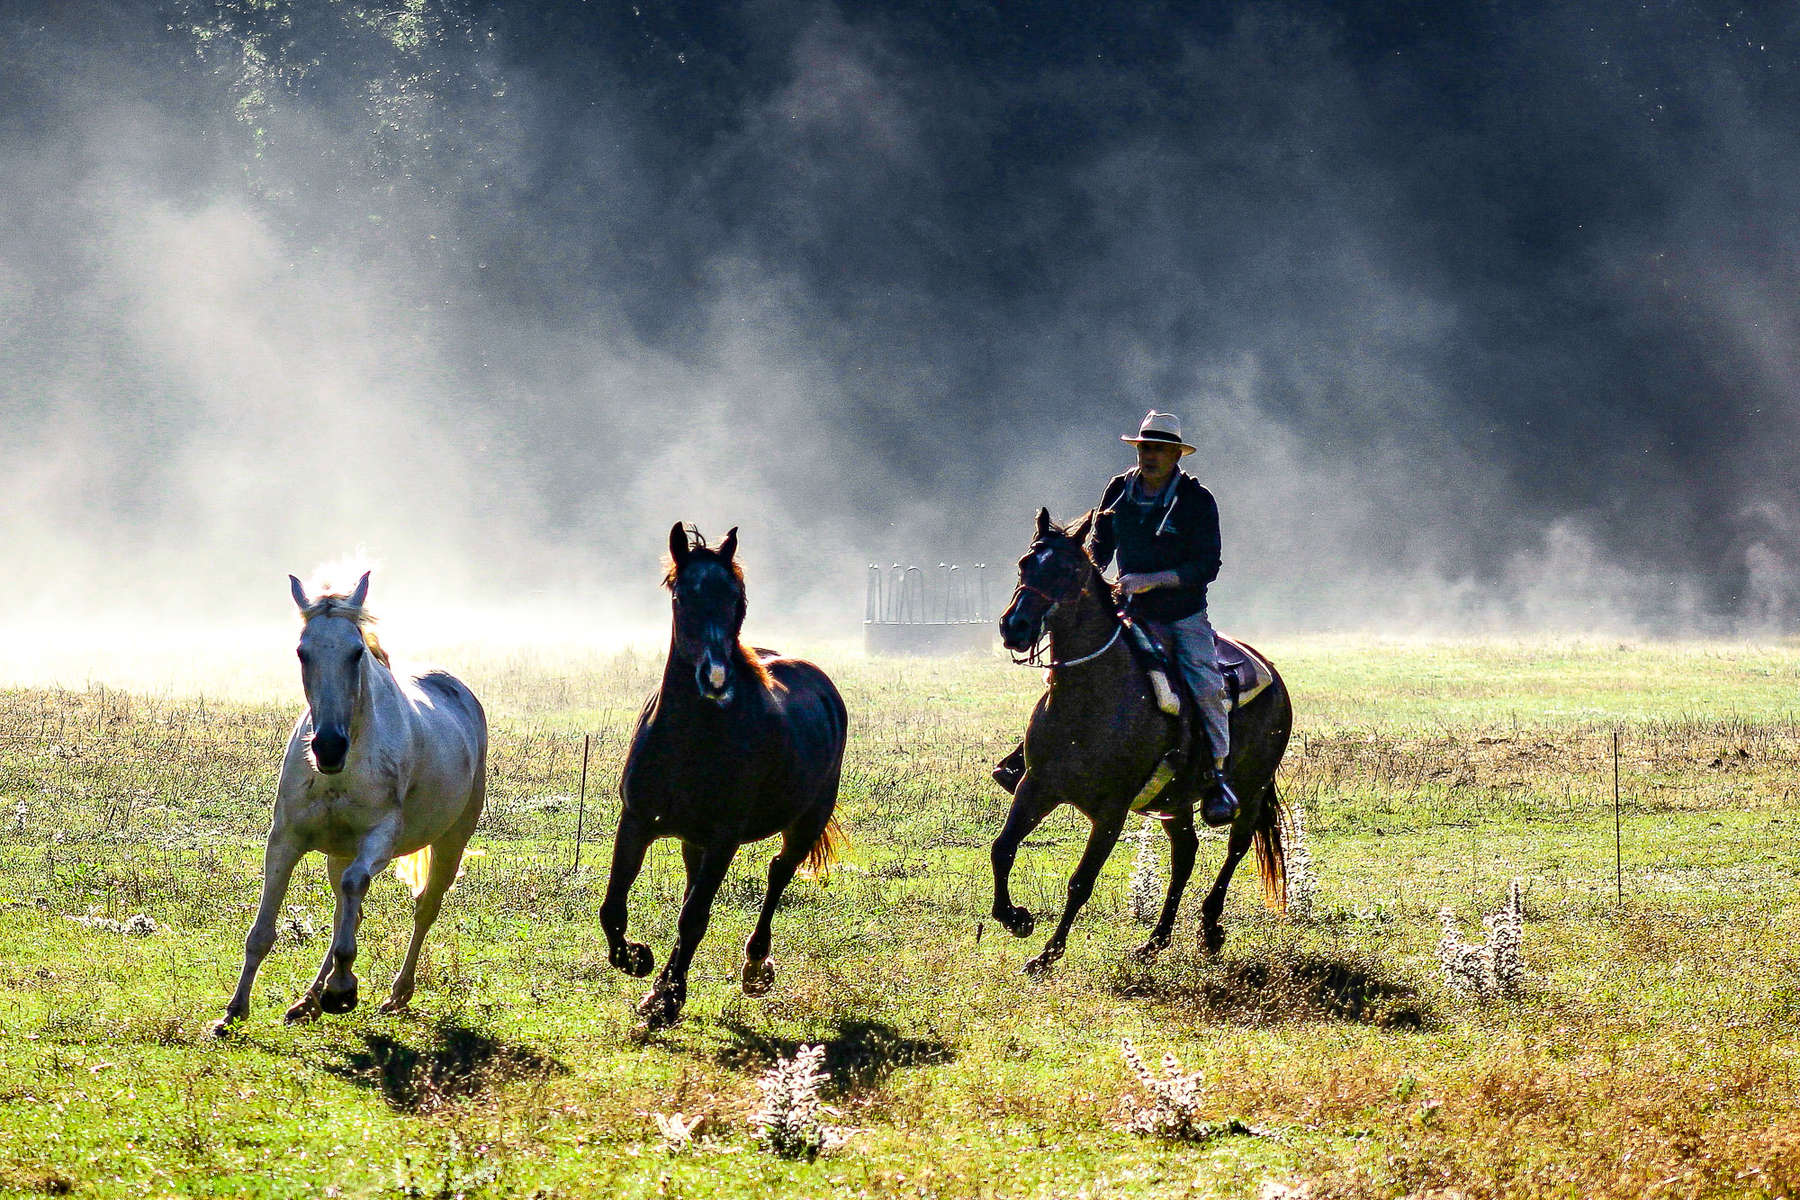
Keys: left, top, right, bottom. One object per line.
{"left": 349, "top": 644, "right": 364, "bottom": 661}
{"left": 296, "top": 648, "right": 307, "bottom": 662}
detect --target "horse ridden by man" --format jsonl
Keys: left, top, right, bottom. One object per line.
{"left": 214, "top": 570, "right": 487, "bottom": 1033}
{"left": 599, "top": 524, "right": 848, "bottom": 1029}
{"left": 990, "top": 411, "right": 1293, "bottom": 973}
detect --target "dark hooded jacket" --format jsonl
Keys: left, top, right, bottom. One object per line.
{"left": 1087, "top": 469, "right": 1220, "bottom": 623}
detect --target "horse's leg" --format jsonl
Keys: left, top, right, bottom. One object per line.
{"left": 312, "top": 817, "right": 400, "bottom": 1016}
{"left": 1023, "top": 807, "right": 1128, "bottom": 977}
{"left": 213, "top": 826, "right": 307, "bottom": 1035}
{"left": 286, "top": 854, "right": 351, "bottom": 1023}
{"left": 599, "top": 809, "right": 656, "bottom": 978}
{"left": 742, "top": 810, "right": 827, "bottom": 997}
{"left": 1132, "top": 810, "right": 1199, "bottom": 963}
{"left": 990, "top": 777, "right": 1053, "bottom": 937}
{"left": 381, "top": 815, "right": 477, "bottom": 1014}
{"left": 639, "top": 842, "right": 736, "bottom": 1029}
{"left": 1197, "top": 801, "right": 1259, "bottom": 955}
{"left": 679, "top": 840, "right": 704, "bottom": 899}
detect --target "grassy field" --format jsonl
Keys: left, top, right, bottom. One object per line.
{"left": 1, "top": 634, "right": 1798, "bottom": 1198}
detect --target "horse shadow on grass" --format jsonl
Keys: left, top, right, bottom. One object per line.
{"left": 703, "top": 1016, "right": 955, "bottom": 1099}
{"left": 322, "top": 1020, "right": 567, "bottom": 1112}
{"left": 1109, "top": 946, "right": 1433, "bottom": 1030}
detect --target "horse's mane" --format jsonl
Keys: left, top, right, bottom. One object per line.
{"left": 298, "top": 593, "right": 391, "bottom": 668}
{"left": 1046, "top": 511, "right": 1113, "bottom": 606}
{"left": 662, "top": 528, "right": 776, "bottom": 691}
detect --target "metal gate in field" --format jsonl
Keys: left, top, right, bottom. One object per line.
{"left": 864, "top": 562, "right": 996, "bottom": 655}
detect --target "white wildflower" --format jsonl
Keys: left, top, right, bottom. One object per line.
{"left": 281, "top": 905, "right": 315, "bottom": 945}
{"left": 1127, "top": 821, "right": 1162, "bottom": 925}
{"left": 67, "top": 912, "right": 157, "bottom": 937}
{"left": 1484, "top": 879, "right": 1525, "bottom": 997}
{"left": 1440, "top": 880, "right": 1527, "bottom": 1000}
{"left": 1284, "top": 805, "right": 1317, "bottom": 923}
{"left": 650, "top": 1111, "right": 704, "bottom": 1154}
{"left": 1119, "top": 1038, "right": 1212, "bottom": 1141}
{"left": 1438, "top": 909, "right": 1488, "bottom": 998}
{"left": 749, "top": 1044, "right": 846, "bottom": 1160}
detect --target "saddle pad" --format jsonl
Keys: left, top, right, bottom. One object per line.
{"left": 1215, "top": 634, "right": 1274, "bottom": 707}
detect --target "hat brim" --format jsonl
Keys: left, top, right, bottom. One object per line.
{"left": 1122, "top": 434, "right": 1197, "bottom": 456}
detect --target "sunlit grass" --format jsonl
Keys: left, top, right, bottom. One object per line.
{"left": 0, "top": 636, "right": 1798, "bottom": 1196}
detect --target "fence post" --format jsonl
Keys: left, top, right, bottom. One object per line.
{"left": 572, "top": 732, "right": 591, "bottom": 874}
{"left": 1620, "top": 726, "right": 1634, "bottom": 906}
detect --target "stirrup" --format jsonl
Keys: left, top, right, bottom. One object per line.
{"left": 1199, "top": 776, "right": 1238, "bottom": 828}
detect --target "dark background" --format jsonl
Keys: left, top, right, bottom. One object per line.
{"left": 4, "top": 1, "right": 1796, "bottom": 634}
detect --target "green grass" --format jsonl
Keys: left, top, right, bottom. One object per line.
{"left": 1, "top": 635, "right": 1799, "bottom": 1198}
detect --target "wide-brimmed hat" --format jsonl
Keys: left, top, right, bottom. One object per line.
{"left": 1121, "top": 410, "right": 1196, "bottom": 456}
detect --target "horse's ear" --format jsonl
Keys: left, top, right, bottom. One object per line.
{"left": 349, "top": 571, "right": 370, "bottom": 608}
{"left": 288, "top": 574, "right": 310, "bottom": 611}
{"left": 669, "top": 522, "right": 690, "bottom": 567}
{"left": 1035, "top": 507, "right": 1051, "bottom": 537}
{"left": 1071, "top": 509, "right": 1096, "bottom": 546}
{"left": 719, "top": 526, "right": 738, "bottom": 563}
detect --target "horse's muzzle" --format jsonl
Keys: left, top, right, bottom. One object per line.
{"left": 695, "top": 660, "right": 735, "bottom": 706}
{"left": 999, "top": 610, "right": 1039, "bottom": 653}
{"left": 311, "top": 728, "right": 349, "bottom": 773}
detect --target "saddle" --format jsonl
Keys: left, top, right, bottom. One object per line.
{"left": 1121, "top": 622, "right": 1274, "bottom": 815}
{"left": 1123, "top": 622, "right": 1275, "bottom": 717}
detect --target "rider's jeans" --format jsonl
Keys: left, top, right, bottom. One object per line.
{"left": 1142, "top": 609, "right": 1230, "bottom": 762}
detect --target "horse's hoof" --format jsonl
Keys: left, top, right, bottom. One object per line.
{"left": 1130, "top": 935, "right": 1170, "bottom": 964}
{"left": 613, "top": 942, "right": 655, "bottom": 978}
{"left": 997, "top": 906, "right": 1036, "bottom": 938}
{"left": 1021, "top": 950, "right": 1060, "bottom": 978}
{"left": 210, "top": 1016, "right": 239, "bottom": 1039}
{"left": 284, "top": 996, "right": 321, "bottom": 1024}
{"left": 320, "top": 980, "right": 358, "bottom": 1014}
{"left": 1199, "top": 925, "right": 1226, "bottom": 956}
{"left": 742, "top": 957, "right": 776, "bottom": 997}
{"left": 637, "top": 986, "right": 685, "bottom": 1030}
{"left": 379, "top": 994, "right": 411, "bottom": 1015}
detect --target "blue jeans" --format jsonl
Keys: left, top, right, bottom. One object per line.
{"left": 1143, "top": 609, "right": 1229, "bottom": 762}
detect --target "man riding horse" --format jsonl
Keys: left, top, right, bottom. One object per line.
{"left": 994, "top": 409, "right": 1238, "bottom": 827}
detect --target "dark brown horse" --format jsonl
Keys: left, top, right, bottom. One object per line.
{"left": 600, "top": 524, "right": 848, "bottom": 1028}
{"left": 992, "top": 507, "right": 1291, "bottom": 974}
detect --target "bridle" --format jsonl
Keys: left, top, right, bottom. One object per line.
{"left": 1007, "top": 543, "right": 1124, "bottom": 671}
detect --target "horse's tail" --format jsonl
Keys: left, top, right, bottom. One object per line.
{"left": 801, "top": 815, "right": 848, "bottom": 880}
{"left": 392, "top": 847, "right": 433, "bottom": 899}
{"left": 391, "top": 845, "right": 481, "bottom": 899}
{"left": 1253, "top": 780, "right": 1288, "bottom": 912}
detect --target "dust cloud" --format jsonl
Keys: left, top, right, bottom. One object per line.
{"left": 3, "top": 1, "right": 1797, "bottom": 691}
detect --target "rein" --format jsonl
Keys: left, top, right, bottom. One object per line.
{"left": 1014, "top": 622, "right": 1123, "bottom": 671}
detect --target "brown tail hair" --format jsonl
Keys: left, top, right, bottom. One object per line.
{"left": 801, "top": 815, "right": 847, "bottom": 879}
{"left": 1253, "top": 782, "right": 1288, "bottom": 912}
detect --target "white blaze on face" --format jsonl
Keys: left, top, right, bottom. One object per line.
{"left": 708, "top": 662, "right": 728, "bottom": 690}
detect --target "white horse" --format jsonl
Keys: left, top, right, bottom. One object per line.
{"left": 213, "top": 571, "right": 487, "bottom": 1034}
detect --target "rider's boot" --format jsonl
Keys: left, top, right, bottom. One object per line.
{"left": 1197, "top": 757, "right": 1239, "bottom": 828}
{"left": 992, "top": 744, "right": 1025, "bottom": 795}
